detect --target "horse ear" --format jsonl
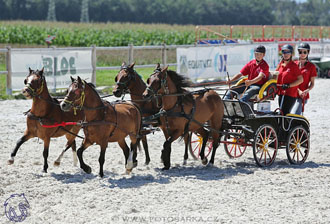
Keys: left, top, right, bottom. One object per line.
{"left": 162, "top": 66, "right": 169, "bottom": 72}
{"left": 70, "top": 76, "right": 75, "bottom": 83}
{"left": 40, "top": 67, "right": 44, "bottom": 76}
{"left": 155, "top": 63, "right": 161, "bottom": 70}
{"left": 77, "top": 76, "right": 82, "bottom": 84}
{"left": 121, "top": 62, "right": 126, "bottom": 67}
{"left": 29, "top": 67, "right": 32, "bottom": 73}
{"left": 128, "top": 62, "right": 135, "bottom": 69}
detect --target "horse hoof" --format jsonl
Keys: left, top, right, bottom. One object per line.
{"left": 7, "top": 159, "right": 14, "bottom": 165}
{"left": 162, "top": 166, "right": 170, "bottom": 171}
{"left": 145, "top": 160, "right": 150, "bottom": 165}
{"left": 202, "top": 158, "right": 208, "bottom": 165}
{"left": 126, "top": 169, "right": 132, "bottom": 175}
{"left": 126, "top": 161, "right": 134, "bottom": 170}
{"left": 183, "top": 160, "right": 187, "bottom": 165}
{"left": 54, "top": 161, "right": 60, "bottom": 166}
{"left": 83, "top": 166, "right": 92, "bottom": 174}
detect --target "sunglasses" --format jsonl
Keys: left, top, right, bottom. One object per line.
{"left": 298, "top": 50, "right": 308, "bottom": 54}
{"left": 282, "top": 51, "right": 292, "bottom": 55}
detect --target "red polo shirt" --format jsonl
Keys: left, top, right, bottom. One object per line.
{"left": 294, "top": 61, "right": 317, "bottom": 99}
{"left": 277, "top": 61, "right": 301, "bottom": 97}
{"left": 240, "top": 59, "right": 269, "bottom": 86}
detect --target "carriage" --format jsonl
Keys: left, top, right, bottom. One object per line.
{"left": 189, "top": 79, "right": 310, "bottom": 167}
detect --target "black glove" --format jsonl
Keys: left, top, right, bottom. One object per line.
{"left": 282, "top": 84, "right": 290, "bottom": 90}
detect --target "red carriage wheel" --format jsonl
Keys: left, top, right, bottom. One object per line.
{"left": 286, "top": 126, "right": 309, "bottom": 165}
{"left": 188, "top": 132, "right": 213, "bottom": 160}
{"left": 224, "top": 129, "right": 247, "bottom": 158}
{"left": 253, "top": 124, "right": 278, "bottom": 167}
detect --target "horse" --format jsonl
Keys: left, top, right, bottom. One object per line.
{"left": 113, "top": 62, "right": 194, "bottom": 165}
{"left": 60, "top": 76, "right": 142, "bottom": 177}
{"left": 143, "top": 66, "right": 224, "bottom": 170}
{"left": 7, "top": 68, "right": 84, "bottom": 173}
{"left": 113, "top": 62, "right": 168, "bottom": 165}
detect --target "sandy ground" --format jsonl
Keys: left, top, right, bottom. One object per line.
{"left": 1, "top": 78, "right": 330, "bottom": 224}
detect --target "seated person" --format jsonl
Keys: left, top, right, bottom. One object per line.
{"left": 224, "top": 45, "right": 270, "bottom": 103}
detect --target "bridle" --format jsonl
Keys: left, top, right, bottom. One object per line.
{"left": 63, "top": 80, "right": 86, "bottom": 115}
{"left": 115, "top": 66, "right": 137, "bottom": 92}
{"left": 145, "top": 69, "right": 170, "bottom": 108}
{"left": 24, "top": 74, "right": 45, "bottom": 97}
{"left": 146, "top": 69, "right": 169, "bottom": 97}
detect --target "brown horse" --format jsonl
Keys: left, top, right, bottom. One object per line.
{"left": 113, "top": 62, "right": 193, "bottom": 165}
{"left": 7, "top": 68, "right": 84, "bottom": 173}
{"left": 143, "top": 66, "right": 224, "bottom": 170}
{"left": 60, "top": 76, "right": 142, "bottom": 177}
{"left": 113, "top": 62, "right": 163, "bottom": 165}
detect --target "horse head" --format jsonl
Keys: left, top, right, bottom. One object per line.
{"left": 22, "top": 67, "right": 45, "bottom": 99}
{"left": 60, "top": 76, "right": 85, "bottom": 112}
{"left": 113, "top": 62, "right": 136, "bottom": 97}
{"left": 143, "top": 64, "right": 169, "bottom": 99}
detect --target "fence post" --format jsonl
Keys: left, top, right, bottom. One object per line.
{"left": 128, "top": 44, "right": 134, "bottom": 64}
{"left": 6, "top": 46, "right": 12, "bottom": 95}
{"left": 161, "top": 43, "right": 167, "bottom": 66}
{"left": 91, "top": 45, "right": 96, "bottom": 85}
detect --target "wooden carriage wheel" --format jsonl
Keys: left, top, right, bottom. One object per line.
{"left": 286, "top": 126, "right": 309, "bottom": 165}
{"left": 253, "top": 124, "right": 278, "bottom": 167}
{"left": 224, "top": 129, "right": 247, "bottom": 158}
{"left": 188, "top": 132, "right": 213, "bottom": 160}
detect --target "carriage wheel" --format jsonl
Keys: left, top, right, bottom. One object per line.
{"left": 224, "top": 129, "right": 247, "bottom": 158}
{"left": 253, "top": 124, "right": 278, "bottom": 167}
{"left": 188, "top": 132, "right": 213, "bottom": 160}
{"left": 286, "top": 126, "right": 309, "bottom": 165}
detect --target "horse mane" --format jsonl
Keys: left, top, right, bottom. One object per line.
{"left": 167, "top": 70, "right": 193, "bottom": 103}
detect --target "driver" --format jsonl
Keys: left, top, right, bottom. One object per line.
{"left": 224, "top": 45, "right": 270, "bottom": 104}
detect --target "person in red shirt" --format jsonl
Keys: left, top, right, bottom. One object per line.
{"left": 225, "top": 45, "right": 270, "bottom": 104}
{"left": 276, "top": 44, "right": 303, "bottom": 115}
{"left": 291, "top": 43, "right": 317, "bottom": 115}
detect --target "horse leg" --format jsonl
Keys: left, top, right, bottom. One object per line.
{"left": 42, "top": 138, "right": 50, "bottom": 173}
{"left": 142, "top": 135, "right": 150, "bottom": 165}
{"left": 209, "top": 136, "right": 220, "bottom": 165}
{"left": 98, "top": 144, "right": 107, "bottom": 177}
{"left": 197, "top": 128, "right": 209, "bottom": 165}
{"left": 54, "top": 140, "right": 76, "bottom": 166}
{"left": 183, "top": 133, "right": 190, "bottom": 165}
{"left": 77, "top": 140, "right": 92, "bottom": 174}
{"left": 161, "top": 131, "right": 181, "bottom": 170}
{"left": 7, "top": 132, "right": 32, "bottom": 165}
{"left": 117, "top": 139, "right": 130, "bottom": 172}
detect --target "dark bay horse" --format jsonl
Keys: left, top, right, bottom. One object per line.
{"left": 7, "top": 68, "right": 84, "bottom": 173}
{"left": 60, "top": 76, "right": 142, "bottom": 177}
{"left": 143, "top": 66, "right": 224, "bottom": 170}
{"left": 113, "top": 62, "right": 162, "bottom": 165}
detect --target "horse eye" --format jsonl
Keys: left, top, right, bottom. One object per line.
{"left": 115, "top": 76, "right": 118, "bottom": 82}
{"left": 24, "top": 79, "right": 27, "bottom": 85}
{"left": 147, "top": 78, "right": 150, "bottom": 84}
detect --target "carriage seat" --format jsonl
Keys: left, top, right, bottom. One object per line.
{"left": 232, "top": 73, "right": 278, "bottom": 102}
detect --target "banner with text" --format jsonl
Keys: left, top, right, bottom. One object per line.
{"left": 11, "top": 49, "right": 92, "bottom": 91}
{"left": 177, "top": 44, "right": 279, "bottom": 82}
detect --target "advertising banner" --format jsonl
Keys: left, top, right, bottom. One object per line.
{"left": 11, "top": 49, "right": 92, "bottom": 91}
{"left": 177, "top": 44, "right": 279, "bottom": 82}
